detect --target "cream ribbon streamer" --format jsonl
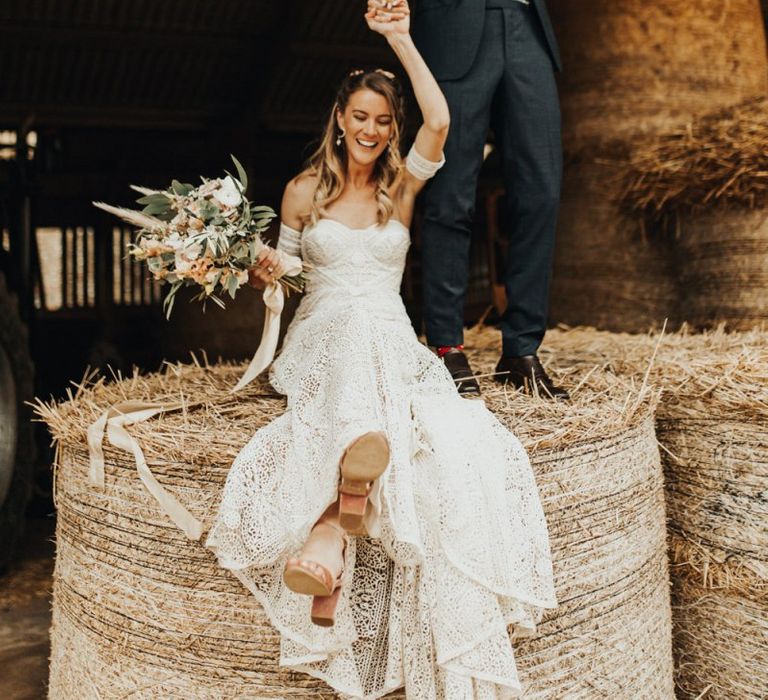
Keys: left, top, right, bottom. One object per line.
{"left": 230, "top": 248, "right": 303, "bottom": 393}
{"left": 86, "top": 250, "right": 303, "bottom": 540}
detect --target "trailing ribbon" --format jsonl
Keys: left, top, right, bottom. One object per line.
{"left": 229, "top": 248, "right": 304, "bottom": 392}
{"left": 86, "top": 250, "right": 303, "bottom": 540}
{"left": 229, "top": 280, "right": 285, "bottom": 394}
{"left": 86, "top": 400, "right": 204, "bottom": 540}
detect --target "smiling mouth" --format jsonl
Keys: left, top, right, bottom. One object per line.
{"left": 356, "top": 138, "right": 378, "bottom": 149}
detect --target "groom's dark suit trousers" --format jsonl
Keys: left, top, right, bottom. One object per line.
{"left": 417, "top": 0, "right": 562, "bottom": 357}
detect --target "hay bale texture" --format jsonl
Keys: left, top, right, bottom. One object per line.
{"left": 544, "top": 2, "right": 768, "bottom": 333}
{"left": 620, "top": 97, "right": 768, "bottom": 330}
{"left": 504, "top": 323, "right": 767, "bottom": 699}
{"left": 36, "top": 346, "right": 674, "bottom": 699}
{"left": 549, "top": 156, "right": 682, "bottom": 333}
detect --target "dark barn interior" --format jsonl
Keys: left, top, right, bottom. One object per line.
{"left": 0, "top": 0, "right": 504, "bottom": 403}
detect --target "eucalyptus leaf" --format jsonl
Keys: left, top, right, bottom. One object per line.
{"left": 200, "top": 200, "right": 219, "bottom": 221}
{"left": 137, "top": 193, "right": 171, "bottom": 206}
{"left": 162, "top": 280, "right": 183, "bottom": 319}
{"left": 231, "top": 241, "right": 248, "bottom": 259}
{"left": 226, "top": 272, "right": 239, "bottom": 300}
{"left": 248, "top": 239, "right": 261, "bottom": 263}
{"left": 147, "top": 256, "right": 164, "bottom": 272}
{"left": 230, "top": 154, "right": 248, "bottom": 192}
{"left": 155, "top": 208, "right": 176, "bottom": 222}
{"left": 171, "top": 180, "right": 194, "bottom": 197}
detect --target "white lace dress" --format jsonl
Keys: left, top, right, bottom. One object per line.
{"left": 205, "top": 175, "right": 558, "bottom": 700}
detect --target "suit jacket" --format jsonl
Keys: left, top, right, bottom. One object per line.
{"left": 411, "top": 0, "right": 562, "bottom": 81}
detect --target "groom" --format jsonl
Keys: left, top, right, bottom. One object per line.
{"left": 411, "top": 0, "right": 569, "bottom": 400}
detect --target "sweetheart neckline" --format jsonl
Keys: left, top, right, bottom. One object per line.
{"left": 315, "top": 217, "right": 408, "bottom": 233}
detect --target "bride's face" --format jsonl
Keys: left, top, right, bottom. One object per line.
{"left": 337, "top": 88, "right": 394, "bottom": 168}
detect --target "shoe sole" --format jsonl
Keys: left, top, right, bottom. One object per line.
{"left": 283, "top": 562, "right": 333, "bottom": 597}
{"left": 340, "top": 431, "right": 390, "bottom": 483}
{"left": 338, "top": 431, "right": 390, "bottom": 531}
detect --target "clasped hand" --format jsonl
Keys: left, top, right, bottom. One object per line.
{"left": 365, "top": 0, "right": 410, "bottom": 35}
{"left": 248, "top": 247, "right": 286, "bottom": 289}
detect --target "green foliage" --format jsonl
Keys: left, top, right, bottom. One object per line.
{"left": 171, "top": 180, "right": 194, "bottom": 197}
{"left": 230, "top": 154, "right": 248, "bottom": 192}
{"left": 225, "top": 272, "right": 239, "bottom": 300}
{"left": 198, "top": 200, "right": 219, "bottom": 221}
{"left": 99, "top": 153, "right": 306, "bottom": 320}
{"left": 162, "top": 280, "right": 183, "bottom": 320}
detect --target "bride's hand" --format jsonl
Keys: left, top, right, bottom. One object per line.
{"left": 365, "top": 0, "right": 410, "bottom": 36}
{"left": 248, "top": 247, "right": 285, "bottom": 288}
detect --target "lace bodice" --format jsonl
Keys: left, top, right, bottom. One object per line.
{"left": 282, "top": 217, "right": 409, "bottom": 292}
{"left": 278, "top": 217, "right": 413, "bottom": 324}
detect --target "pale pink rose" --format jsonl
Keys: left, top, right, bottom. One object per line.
{"left": 166, "top": 231, "right": 185, "bottom": 250}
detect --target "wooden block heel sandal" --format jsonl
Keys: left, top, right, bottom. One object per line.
{"left": 338, "top": 431, "right": 390, "bottom": 532}
{"left": 283, "top": 521, "right": 348, "bottom": 627}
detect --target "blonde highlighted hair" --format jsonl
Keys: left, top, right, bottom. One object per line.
{"left": 303, "top": 69, "right": 406, "bottom": 227}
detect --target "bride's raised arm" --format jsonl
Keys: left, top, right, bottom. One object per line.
{"left": 366, "top": 0, "right": 450, "bottom": 194}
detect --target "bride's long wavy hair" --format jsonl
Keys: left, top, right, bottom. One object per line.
{"left": 304, "top": 69, "right": 406, "bottom": 227}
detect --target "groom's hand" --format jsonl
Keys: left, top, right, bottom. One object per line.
{"left": 365, "top": 0, "right": 410, "bottom": 35}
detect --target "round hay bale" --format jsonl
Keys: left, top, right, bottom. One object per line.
{"left": 669, "top": 568, "right": 767, "bottom": 700}
{"left": 620, "top": 97, "right": 768, "bottom": 330}
{"left": 673, "top": 208, "right": 768, "bottom": 329}
{"left": 622, "top": 98, "right": 768, "bottom": 216}
{"left": 510, "top": 323, "right": 768, "bottom": 698}
{"left": 36, "top": 348, "right": 674, "bottom": 698}
{"left": 549, "top": 1, "right": 768, "bottom": 154}
{"left": 550, "top": 158, "right": 682, "bottom": 332}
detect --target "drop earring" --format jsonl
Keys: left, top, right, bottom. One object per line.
{"left": 336, "top": 127, "right": 346, "bottom": 147}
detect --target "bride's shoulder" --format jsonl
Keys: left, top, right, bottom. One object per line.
{"left": 281, "top": 170, "right": 318, "bottom": 229}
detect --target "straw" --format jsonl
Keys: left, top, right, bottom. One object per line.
{"left": 477, "top": 322, "right": 767, "bottom": 699}
{"left": 620, "top": 96, "right": 768, "bottom": 217}
{"left": 37, "top": 340, "right": 674, "bottom": 698}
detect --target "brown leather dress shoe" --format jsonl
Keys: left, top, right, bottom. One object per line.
{"left": 441, "top": 348, "right": 482, "bottom": 397}
{"left": 494, "top": 354, "right": 570, "bottom": 400}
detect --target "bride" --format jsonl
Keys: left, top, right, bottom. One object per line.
{"left": 205, "top": 1, "right": 558, "bottom": 697}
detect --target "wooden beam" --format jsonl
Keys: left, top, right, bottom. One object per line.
{"left": 0, "top": 104, "right": 213, "bottom": 130}
{"left": 287, "top": 41, "right": 391, "bottom": 63}
{"left": 0, "top": 22, "right": 263, "bottom": 54}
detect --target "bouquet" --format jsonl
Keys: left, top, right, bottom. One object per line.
{"left": 93, "top": 155, "right": 305, "bottom": 318}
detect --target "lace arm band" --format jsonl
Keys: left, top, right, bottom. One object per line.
{"left": 405, "top": 144, "right": 446, "bottom": 181}
{"left": 276, "top": 222, "right": 302, "bottom": 257}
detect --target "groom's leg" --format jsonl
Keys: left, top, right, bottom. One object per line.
{"left": 420, "top": 12, "right": 504, "bottom": 348}
{"left": 496, "top": 3, "right": 563, "bottom": 357}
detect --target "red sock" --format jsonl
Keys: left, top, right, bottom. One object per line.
{"left": 437, "top": 344, "right": 464, "bottom": 358}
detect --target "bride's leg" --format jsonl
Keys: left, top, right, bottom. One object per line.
{"left": 283, "top": 502, "right": 348, "bottom": 626}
